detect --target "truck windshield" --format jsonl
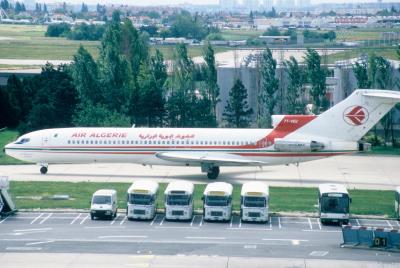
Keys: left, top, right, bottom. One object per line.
{"left": 321, "top": 195, "right": 349, "bottom": 214}
{"left": 92, "top": 195, "right": 111, "bottom": 205}
{"left": 205, "top": 196, "right": 229, "bottom": 206}
{"left": 243, "top": 196, "right": 266, "bottom": 207}
{"left": 128, "top": 194, "right": 154, "bottom": 205}
{"left": 166, "top": 194, "right": 190, "bottom": 206}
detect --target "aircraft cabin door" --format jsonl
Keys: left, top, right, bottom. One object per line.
{"left": 42, "top": 133, "right": 51, "bottom": 147}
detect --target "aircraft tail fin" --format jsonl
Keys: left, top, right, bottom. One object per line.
{"left": 287, "top": 89, "right": 400, "bottom": 142}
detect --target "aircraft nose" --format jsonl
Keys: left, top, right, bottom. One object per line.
{"left": 3, "top": 142, "right": 11, "bottom": 153}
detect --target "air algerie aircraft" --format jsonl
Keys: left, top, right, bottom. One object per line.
{"left": 4, "top": 89, "right": 400, "bottom": 179}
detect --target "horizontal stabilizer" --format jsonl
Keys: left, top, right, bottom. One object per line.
{"left": 155, "top": 151, "right": 267, "bottom": 166}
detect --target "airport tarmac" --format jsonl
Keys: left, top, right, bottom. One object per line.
{"left": 1, "top": 154, "right": 399, "bottom": 189}
{"left": 0, "top": 212, "right": 399, "bottom": 264}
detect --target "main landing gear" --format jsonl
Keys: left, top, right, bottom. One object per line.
{"left": 39, "top": 164, "right": 48, "bottom": 174}
{"left": 207, "top": 166, "right": 220, "bottom": 180}
{"left": 201, "top": 164, "right": 220, "bottom": 180}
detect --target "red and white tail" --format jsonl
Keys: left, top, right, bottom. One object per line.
{"left": 288, "top": 89, "right": 400, "bottom": 142}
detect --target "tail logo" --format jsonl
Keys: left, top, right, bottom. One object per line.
{"left": 343, "top": 106, "right": 369, "bottom": 126}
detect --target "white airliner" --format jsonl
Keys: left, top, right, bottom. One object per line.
{"left": 4, "top": 89, "right": 400, "bottom": 179}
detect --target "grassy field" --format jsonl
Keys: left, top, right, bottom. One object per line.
{"left": 336, "top": 28, "right": 400, "bottom": 42}
{"left": 220, "top": 29, "right": 264, "bottom": 41}
{"left": 326, "top": 47, "right": 399, "bottom": 63}
{"left": 0, "top": 129, "right": 25, "bottom": 164}
{"left": 8, "top": 181, "right": 396, "bottom": 217}
{"left": 0, "top": 24, "right": 230, "bottom": 62}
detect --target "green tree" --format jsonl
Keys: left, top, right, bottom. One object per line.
{"left": 223, "top": 79, "right": 253, "bottom": 128}
{"left": 25, "top": 64, "right": 78, "bottom": 131}
{"left": 72, "top": 102, "right": 130, "bottom": 127}
{"left": 5, "top": 75, "right": 24, "bottom": 128}
{"left": 137, "top": 61, "right": 165, "bottom": 126}
{"left": 98, "top": 11, "right": 133, "bottom": 114}
{"left": 353, "top": 61, "right": 371, "bottom": 88}
{"left": 284, "top": 56, "right": 306, "bottom": 114}
{"left": 259, "top": 47, "right": 279, "bottom": 127}
{"left": 304, "top": 48, "right": 327, "bottom": 113}
{"left": 71, "top": 45, "right": 102, "bottom": 104}
{"left": 203, "top": 43, "right": 219, "bottom": 118}
{"left": 80, "top": 2, "right": 88, "bottom": 13}
{"left": 166, "top": 43, "right": 197, "bottom": 127}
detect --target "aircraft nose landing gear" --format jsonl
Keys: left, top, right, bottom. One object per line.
{"left": 39, "top": 164, "right": 48, "bottom": 174}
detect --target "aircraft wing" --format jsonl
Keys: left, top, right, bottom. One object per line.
{"left": 155, "top": 151, "right": 267, "bottom": 166}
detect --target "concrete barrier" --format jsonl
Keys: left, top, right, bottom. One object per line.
{"left": 341, "top": 225, "right": 400, "bottom": 251}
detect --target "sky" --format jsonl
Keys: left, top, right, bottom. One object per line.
{"left": 39, "top": 0, "right": 399, "bottom": 6}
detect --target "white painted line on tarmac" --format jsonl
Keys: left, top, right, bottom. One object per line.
{"left": 84, "top": 226, "right": 126, "bottom": 229}
{"left": 199, "top": 216, "right": 203, "bottom": 227}
{"left": 150, "top": 215, "right": 159, "bottom": 226}
{"left": 26, "top": 240, "right": 55, "bottom": 246}
{"left": 0, "top": 216, "right": 9, "bottom": 224}
{"left": 30, "top": 213, "right": 43, "bottom": 225}
{"left": 229, "top": 217, "right": 233, "bottom": 228}
{"left": 110, "top": 214, "right": 120, "bottom": 225}
{"left": 278, "top": 217, "right": 281, "bottom": 229}
{"left": 159, "top": 216, "right": 165, "bottom": 226}
{"left": 262, "top": 238, "right": 308, "bottom": 242}
{"left": 80, "top": 214, "right": 89, "bottom": 225}
{"left": 190, "top": 215, "right": 196, "bottom": 226}
{"left": 228, "top": 227, "right": 272, "bottom": 231}
{"left": 355, "top": 219, "right": 361, "bottom": 226}
{"left": 156, "top": 226, "right": 198, "bottom": 229}
{"left": 397, "top": 221, "right": 400, "bottom": 228}
{"left": 14, "top": 228, "right": 52, "bottom": 233}
{"left": 317, "top": 218, "right": 322, "bottom": 230}
{"left": 386, "top": 220, "right": 393, "bottom": 229}
{"left": 70, "top": 213, "right": 82, "bottom": 225}
{"left": 185, "top": 236, "right": 226, "bottom": 240}
{"left": 239, "top": 218, "right": 242, "bottom": 228}
{"left": 120, "top": 216, "right": 127, "bottom": 225}
{"left": 307, "top": 218, "right": 313, "bottom": 230}
{"left": 310, "top": 251, "right": 329, "bottom": 257}
{"left": 39, "top": 213, "right": 53, "bottom": 224}
{"left": 269, "top": 217, "right": 272, "bottom": 229}
{"left": 98, "top": 235, "right": 147, "bottom": 239}
{"left": 302, "top": 230, "right": 341, "bottom": 233}
{"left": 6, "top": 247, "right": 42, "bottom": 251}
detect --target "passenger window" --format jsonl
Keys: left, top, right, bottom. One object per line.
{"left": 95, "top": 140, "right": 98, "bottom": 144}
{"left": 68, "top": 140, "right": 70, "bottom": 144}
{"left": 77, "top": 141, "right": 80, "bottom": 144}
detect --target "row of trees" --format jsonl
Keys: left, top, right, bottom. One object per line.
{"left": 0, "top": 11, "right": 221, "bottom": 133}
{"left": 46, "top": 23, "right": 106, "bottom": 41}
{"left": 352, "top": 52, "right": 399, "bottom": 146}
{"left": 222, "top": 48, "right": 328, "bottom": 128}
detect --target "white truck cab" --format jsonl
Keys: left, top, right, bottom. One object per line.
{"left": 240, "top": 182, "right": 269, "bottom": 222}
{"left": 90, "top": 189, "right": 118, "bottom": 220}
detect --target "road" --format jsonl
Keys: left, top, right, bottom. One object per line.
{"left": 1, "top": 155, "right": 399, "bottom": 190}
{"left": 0, "top": 212, "right": 399, "bottom": 264}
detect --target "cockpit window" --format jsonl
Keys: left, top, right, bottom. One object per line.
{"left": 15, "top": 138, "right": 30, "bottom": 144}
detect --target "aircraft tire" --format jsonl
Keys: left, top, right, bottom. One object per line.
{"left": 207, "top": 166, "right": 220, "bottom": 180}
{"left": 40, "top": 166, "right": 48, "bottom": 174}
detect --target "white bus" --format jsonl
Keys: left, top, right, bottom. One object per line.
{"left": 395, "top": 186, "right": 400, "bottom": 220}
{"left": 203, "top": 182, "right": 233, "bottom": 221}
{"left": 240, "top": 182, "right": 269, "bottom": 222}
{"left": 318, "top": 184, "right": 351, "bottom": 225}
{"left": 164, "top": 181, "right": 194, "bottom": 221}
{"left": 127, "top": 181, "right": 159, "bottom": 220}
